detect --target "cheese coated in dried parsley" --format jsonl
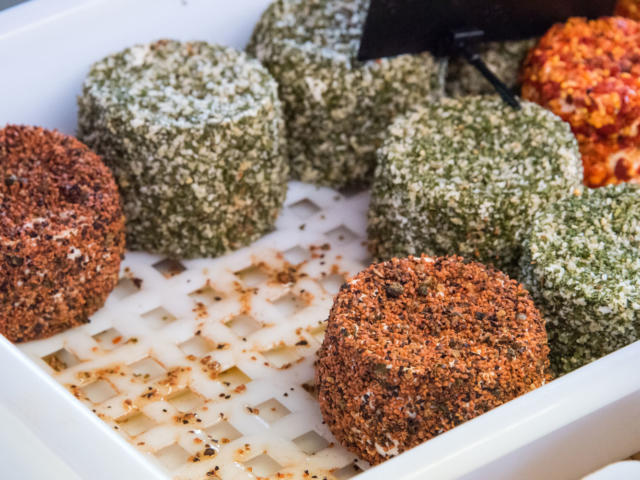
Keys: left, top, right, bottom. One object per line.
{"left": 368, "top": 96, "right": 582, "bottom": 276}
{"left": 521, "top": 184, "right": 640, "bottom": 375}
{"left": 78, "top": 39, "right": 288, "bottom": 258}
{"left": 247, "top": 0, "right": 443, "bottom": 188}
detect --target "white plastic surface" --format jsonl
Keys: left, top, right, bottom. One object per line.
{"left": 0, "top": 1, "right": 640, "bottom": 479}
{"left": 0, "top": 404, "right": 80, "bottom": 480}
{"left": 17, "top": 182, "right": 373, "bottom": 480}
{"left": 584, "top": 461, "right": 640, "bottom": 479}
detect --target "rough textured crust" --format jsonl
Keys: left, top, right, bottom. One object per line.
{"left": 446, "top": 38, "right": 537, "bottom": 97}
{"left": 520, "top": 184, "right": 640, "bottom": 375}
{"left": 316, "top": 255, "right": 550, "bottom": 465}
{"left": 367, "top": 96, "right": 582, "bottom": 276}
{"left": 247, "top": 0, "right": 442, "bottom": 188}
{"left": 78, "top": 39, "right": 288, "bottom": 258}
{"left": 521, "top": 17, "right": 640, "bottom": 187}
{"left": 617, "top": 0, "right": 640, "bottom": 20}
{"left": 0, "top": 125, "right": 125, "bottom": 342}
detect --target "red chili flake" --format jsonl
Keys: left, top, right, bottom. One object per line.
{"left": 615, "top": 156, "right": 633, "bottom": 181}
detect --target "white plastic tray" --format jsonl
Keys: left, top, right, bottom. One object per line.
{"left": 1, "top": 1, "right": 639, "bottom": 479}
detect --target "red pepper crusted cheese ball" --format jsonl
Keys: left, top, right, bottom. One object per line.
{"left": 617, "top": 0, "right": 640, "bottom": 20}
{"left": 521, "top": 17, "right": 640, "bottom": 187}
{"left": 316, "top": 255, "right": 550, "bottom": 465}
{"left": 0, "top": 125, "right": 125, "bottom": 342}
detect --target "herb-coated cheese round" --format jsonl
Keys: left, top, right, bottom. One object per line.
{"left": 78, "top": 40, "right": 288, "bottom": 258}
{"left": 247, "top": 0, "right": 442, "bottom": 188}
{"left": 520, "top": 184, "right": 640, "bottom": 374}
{"left": 446, "top": 38, "right": 536, "bottom": 97}
{"left": 368, "top": 96, "right": 582, "bottom": 275}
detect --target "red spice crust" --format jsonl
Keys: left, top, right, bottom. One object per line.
{"left": 521, "top": 17, "right": 640, "bottom": 187}
{"left": 0, "top": 125, "right": 125, "bottom": 342}
{"left": 315, "top": 256, "right": 550, "bottom": 465}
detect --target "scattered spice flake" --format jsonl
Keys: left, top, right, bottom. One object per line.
{"left": 200, "top": 355, "right": 222, "bottom": 380}
{"left": 45, "top": 354, "right": 68, "bottom": 372}
{"left": 522, "top": 17, "right": 640, "bottom": 187}
{"left": 193, "top": 302, "right": 208, "bottom": 319}
{"left": 316, "top": 255, "right": 549, "bottom": 465}
{"left": 0, "top": 125, "right": 125, "bottom": 342}
{"left": 175, "top": 412, "right": 200, "bottom": 425}
{"left": 276, "top": 267, "right": 298, "bottom": 284}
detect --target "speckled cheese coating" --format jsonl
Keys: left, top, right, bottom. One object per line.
{"left": 247, "top": 0, "right": 442, "bottom": 188}
{"left": 521, "top": 17, "right": 640, "bottom": 187}
{"left": 316, "top": 256, "right": 550, "bottom": 465}
{"left": 520, "top": 184, "right": 640, "bottom": 375}
{"left": 367, "top": 96, "right": 583, "bottom": 275}
{"left": 78, "top": 40, "right": 288, "bottom": 258}
{"left": 446, "top": 38, "right": 537, "bottom": 97}
{"left": 0, "top": 125, "right": 125, "bottom": 342}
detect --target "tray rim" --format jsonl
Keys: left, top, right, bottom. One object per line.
{"left": 1, "top": 1, "right": 640, "bottom": 479}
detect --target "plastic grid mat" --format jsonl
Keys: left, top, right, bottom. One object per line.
{"left": 18, "top": 182, "right": 372, "bottom": 480}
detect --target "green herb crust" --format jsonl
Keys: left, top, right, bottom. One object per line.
{"left": 78, "top": 39, "right": 288, "bottom": 258}
{"left": 368, "top": 96, "right": 582, "bottom": 275}
{"left": 247, "top": 0, "right": 443, "bottom": 188}
{"left": 446, "top": 38, "right": 537, "bottom": 97}
{"left": 520, "top": 184, "right": 640, "bottom": 374}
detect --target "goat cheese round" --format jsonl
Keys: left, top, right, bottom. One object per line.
{"left": 78, "top": 39, "right": 288, "bottom": 258}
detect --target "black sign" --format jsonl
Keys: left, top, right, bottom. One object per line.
{"left": 358, "top": 0, "right": 618, "bottom": 60}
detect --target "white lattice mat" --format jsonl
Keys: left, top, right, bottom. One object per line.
{"left": 18, "top": 182, "right": 372, "bottom": 480}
